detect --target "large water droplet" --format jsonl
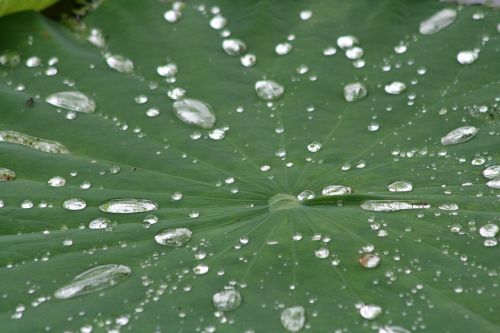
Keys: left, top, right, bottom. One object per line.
{"left": 457, "top": 50, "right": 478, "bottom": 65}
{"left": 486, "top": 179, "right": 500, "bottom": 189}
{"left": 359, "top": 253, "right": 381, "bottom": 268}
{"left": 337, "top": 35, "right": 358, "bottom": 49}
{"left": 359, "top": 304, "right": 382, "bottom": 320}
{"left": 255, "top": 80, "right": 285, "bottom": 101}
{"left": 0, "top": 167, "right": 15, "bottom": 181}
{"left": 482, "top": 165, "right": 500, "bottom": 179}
{"left": 172, "top": 98, "right": 216, "bottom": 129}
{"left": 479, "top": 223, "right": 499, "bottom": 238}
{"left": 105, "top": 54, "right": 134, "bottom": 73}
{"left": 62, "top": 198, "right": 86, "bottom": 211}
{"left": 440, "top": 126, "right": 478, "bottom": 145}
{"left": 222, "top": 39, "right": 247, "bottom": 56}
{"left": 46, "top": 91, "right": 96, "bottom": 113}
{"left": 212, "top": 289, "right": 242, "bottom": 311}
{"left": 54, "top": 264, "right": 131, "bottom": 299}
{"left": 361, "top": 200, "right": 430, "bottom": 212}
{"left": 164, "top": 9, "right": 182, "bottom": 23}
{"left": 322, "top": 185, "right": 352, "bottom": 196}
{"left": 419, "top": 9, "right": 457, "bottom": 35}
{"left": 0, "top": 131, "right": 70, "bottom": 154}
{"left": 387, "top": 181, "right": 413, "bottom": 192}
{"left": 157, "top": 63, "right": 177, "bottom": 77}
{"left": 154, "top": 228, "right": 192, "bottom": 246}
{"left": 210, "top": 15, "right": 227, "bottom": 30}
{"left": 281, "top": 306, "right": 306, "bottom": 332}
{"left": 384, "top": 81, "right": 406, "bottom": 95}
{"left": 99, "top": 199, "right": 158, "bottom": 213}
{"left": 344, "top": 82, "right": 367, "bottom": 102}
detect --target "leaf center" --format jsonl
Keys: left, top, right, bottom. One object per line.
{"left": 268, "top": 193, "right": 301, "bottom": 212}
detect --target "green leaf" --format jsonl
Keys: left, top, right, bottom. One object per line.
{"left": 0, "top": 0, "right": 59, "bottom": 17}
{"left": 0, "top": 1, "right": 499, "bottom": 332}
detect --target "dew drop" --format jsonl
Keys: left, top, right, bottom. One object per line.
{"left": 164, "top": 10, "right": 181, "bottom": 23}
{"left": 486, "top": 179, "right": 500, "bottom": 189}
{"left": 63, "top": 198, "right": 86, "bottom": 211}
{"left": 154, "top": 228, "right": 192, "bottom": 246}
{"left": 275, "top": 42, "right": 293, "bottom": 55}
{"left": 379, "top": 326, "right": 410, "bottom": 333}
{"left": 359, "top": 253, "right": 380, "bottom": 269}
{"left": 315, "top": 247, "right": 329, "bottom": 259}
{"left": 105, "top": 54, "right": 134, "bottom": 73}
{"left": 172, "top": 98, "right": 216, "bottom": 129}
{"left": 157, "top": 63, "right": 177, "bottom": 77}
{"left": 337, "top": 35, "right": 358, "bottom": 49}
{"left": 212, "top": 289, "right": 242, "bottom": 311}
{"left": 193, "top": 263, "right": 209, "bottom": 275}
{"left": 240, "top": 53, "right": 256, "bottom": 67}
{"left": 299, "top": 10, "right": 313, "bottom": 21}
{"left": 323, "top": 46, "right": 337, "bottom": 56}
{"left": 88, "top": 217, "right": 110, "bottom": 230}
{"left": 361, "top": 200, "right": 430, "bottom": 212}
{"left": 255, "top": 80, "right": 285, "bottom": 101}
{"left": 345, "top": 46, "right": 363, "bottom": 59}
{"left": 384, "top": 81, "right": 406, "bottom": 95}
{"left": 344, "top": 82, "right": 367, "bottom": 102}
{"left": 99, "top": 199, "right": 158, "bottom": 213}
{"left": 297, "top": 190, "right": 315, "bottom": 201}
{"left": 457, "top": 50, "right": 478, "bottom": 65}
{"left": 307, "top": 142, "right": 322, "bottom": 153}
{"left": 419, "top": 9, "right": 457, "bottom": 35}
{"left": 46, "top": 91, "right": 96, "bottom": 113}
{"left": 209, "top": 128, "right": 225, "bottom": 140}
{"left": 482, "top": 165, "right": 500, "bottom": 179}
{"left": 479, "top": 223, "right": 499, "bottom": 238}
{"left": 0, "top": 131, "right": 70, "bottom": 154}
{"left": 387, "top": 181, "right": 413, "bottom": 192}
{"left": 222, "top": 39, "right": 247, "bottom": 56}
{"left": 440, "top": 126, "right": 478, "bottom": 145}
{"left": 281, "top": 306, "right": 305, "bottom": 332}
{"left": 210, "top": 15, "right": 227, "bottom": 30}
{"left": 359, "top": 304, "right": 382, "bottom": 320}
{"left": 322, "top": 185, "right": 352, "bottom": 196}
{"left": 54, "top": 264, "right": 131, "bottom": 299}
{"left": 26, "top": 56, "right": 41, "bottom": 67}
{"left": 87, "top": 28, "right": 106, "bottom": 48}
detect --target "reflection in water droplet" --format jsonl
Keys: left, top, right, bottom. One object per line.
{"left": 359, "top": 253, "right": 380, "bottom": 268}
{"left": 440, "top": 126, "right": 478, "bottom": 145}
{"left": 212, "top": 289, "right": 242, "bottom": 311}
{"left": 359, "top": 304, "right": 382, "bottom": 320}
{"left": 419, "top": 9, "right": 457, "bottom": 35}
{"left": 46, "top": 91, "right": 96, "bottom": 113}
{"left": 479, "top": 223, "right": 499, "bottom": 238}
{"left": 255, "top": 80, "right": 285, "bottom": 101}
{"left": 0, "top": 167, "right": 15, "bottom": 181}
{"left": 222, "top": 39, "right": 247, "bottom": 56}
{"left": 105, "top": 54, "right": 134, "bottom": 73}
{"left": 322, "top": 185, "right": 352, "bottom": 196}
{"left": 387, "top": 180, "right": 413, "bottom": 192}
{"left": 384, "top": 81, "right": 406, "bottom": 95}
{"left": 361, "top": 200, "right": 430, "bottom": 212}
{"left": 281, "top": 306, "right": 306, "bottom": 332}
{"left": 457, "top": 50, "right": 478, "bottom": 65}
{"left": 344, "top": 82, "right": 367, "bottom": 102}
{"left": 0, "top": 131, "right": 70, "bottom": 154}
{"left": 88, "top": 217, "right": 110, "bottom": 230}
{"left": 54, "top": 264, "right": 131, "bottom": 299}
{"left": 154, "top": 228, "right": 192, "bottom": 246}
{"left": 62, "top": 198, "right": 86, "bottom": 211}
{"left": 99, "top": 199, "right": 158, "bottom": 213}
{"left": 173, "top": 98, "right": 216, "bottom": 129}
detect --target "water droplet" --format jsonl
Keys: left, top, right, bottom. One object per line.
{"left": 210, "top": 15, "right": 227, "bottom": 30}
{"left": 359, "top": 304, "right": 382, "bottom": 320}
{"left": 361, "top": 200, "right": 430, "bottom": 212}
{"left": 168, "top": 87, "right": 186, "bottom": 100}
{"left": 21, "top": 200, "right": 34, "bottom": 209}
{"left": 0, "top": 131, "right": 70, "bottom": 154}
{"left": 479, "top": 223, "right": 499, "bottom": 238}
{"left": 146, "top": 108, "right": 160, "bottom": 118}
{"left": 359, "top": 253, "right": 380, "bottom": 269}
{"left": 88, "top": 217, "right": 110, "bottom": 230}
{"left": 26, "top": 56, "right": 41, "bottom": 67}
{"left": 164, "top": 10, "right": 182, "bottom": 23}
{"left": 337, "top": 35, "right": 358, "bottom": 49}
{"left": 105, "top": 54, "right": 134, "bottom": 73}
{"left": 323, "top": 46, "right": 337, "bottom": 56}
{"left": 134, "top": 95, "right": 148, "bottom": 104}
{"left": 46, "top": 91, "right": 96, "bottom": 113}
{"left": 441, "top": 126, "right": 478, "bottom": 145}
{"left": 0, "top": 167, "right": 15, "bottom": 181}
{"left": 193, "top": 263, "right": 209, "bottom": 275}
{"left": 0, "top": 51, "right": 21, "bottom": 67}
{"left": 240, "top": 53, "right": 256, "bottom": 67}
{"left": 209, "top": 128, "right": 225, "bottom": 140}
{"left": 299, "top": 10, "right": 313, "bottom": 21}
{"left": 387, "top": 180, "right": 413, "bottom": 192}
{"left": 157, "top": 63, "right": 177, "bottom": 77}
{"left": 63, "top": 198, "right": 86, "bottom": 211}
{"left": 154, "top": 228, "right": 192, "bottom": 246}
{"left": 379, "top": 326, "right": 410, "bottom": 333}
{"left": 345, "top": 46, "right": 363, "bottom": 59}
{"left": 297, "top": 190, "right": 315, "bottom": 201}
{"left": 322, "top": 185, "right": 352, "bottom": 196}
{"left": 87, "top": 28, "right": 106, "bottom": 48}
{"left": 275, "top": 42, "right": 293, "bottom": 55}
{"left": 384, "top": 81, "right": 406, "bottom": 95}
{"left": 315, "top": 247, "right": 329, "bottom": 259}
{"left": 344, "top": 82, "right": 367, "bottom": 102}
{"left": 172, "top": 98, "right": 216, "bottom": 129}
{"left": 255, "top": 80, "right": 285, "bottom": 101}
{"left": 281, "top": 306, "right": 306, "bottom": 332}
{"left": 482, "top": 165, "right": 500, "bottom": 179}
{"left": 368, "top": 122, "right": 379, "bottom": 132}
{"left": 307, "top": 142, "right": 322, "bottom": 153}
{"left": 457, "top": 50, "right": 478, "bottom": 65}
{"left": 419, "top": 9, "right": 457, "bottom": 35}
{"left": 54, "top": 264, "right": 131, "bottom": 299}
{"left": 212, "top": 289, "right": 242, "bottom": 311}
{"left": 486, "top": 179, "right": 500, "bottom": 189}
{"left": 222, "top": 39, "right": 247, "bottom": 56}
{"left": 99, "top": 199, "right": 158, "bottom": 213}
{"left": 439, "top": 203, "right": 459, "bottom": 211}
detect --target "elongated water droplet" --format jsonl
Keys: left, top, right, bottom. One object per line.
{"left": 379, "top": 326, "right": 410, "bottom": 333}
{"left": 105, "top": 54, "right": 134, "bottom": 73}
{"left": 63, "top": 198, "right": 86, "bottom": 211}
{"left": 384, "top": 81, "right": 406, "bottom": 95}
{"left": 344, "top": 82, "right": 367, "bottom": 102}
{"left": 439, "top": 203, "right": 459, "bottom": 211}
{"left": 212, "top": 289, "right": 242, "bottom": 311}
{"left": 255, "top": 80, "right": 285, "bottom": 101}
{"left": 172, "top": 98, "right": 216, "bottom": 129}
{"left": 322, "top": 185, "right": 352, "bottom": 196}
{"left": 441, "top": 126, "right": 478, "bottom": 145}
{"left": 359, "top": 304, "right": 382, "bottom": 320}
{"left": 46, "top": 91, "right": 96, "bottom": 113}
{"left": 419, "top": 9, "right": 457, "bottom": 35}
{"left": 361, "top": 200, "right": 430, "bottom": 212}
{"left": 54, "top": 264, "right": 131, "bottom": 299}
{"left": 281, "top": 306, "right": 306, "bottom": 332}
{"left": 482, "top": 165, "right": 500, "bottom": 179}
{"left": 88, "top": 217, "right": 110, "bottom": 230}
{"left": 222, "top": 39, "right": 247, "bottom": 56}
{"left": 486, "top": 179, "right": 500, "bottom": 189}
{"left": 154, "top": 228, "right": 192, "bottom": 246}
{"left": 457, "top": 50, "right": 478, "bottom": 65}
{"left": 359, "top": 253, "right": 380, "bottom": 268}
{"left": 0, "top": 131, "right": 69, "bottom": 154}
{"left": 0, "top": 167, "right": 15, "bottom": 181}
{"left": 99, "top": 199, "right": 158, "bottom": 213}
{"left": 479, "top": 223, "right": 499, "bottom": 238}
{"left": 387, "top": 181, "right": 413, "bottom": 192}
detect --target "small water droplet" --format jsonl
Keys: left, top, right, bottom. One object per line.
{"left": 0, "top": 131, "right": 69, "bottom": 154}
{"left": 281, "top": 306, "right": 306, "bottom": 332}
{"left": 173, "top": 98, "right": 216, "bottom": 129}
{"left": 212, "top": 289, "right": 242, "bottom": 311}
{"left": 46, "top": 91, "right": 96, "bottom": 113}
{"left": 154, "top": 228, "right": 192, "bottom": 246}
{"left": 387, "top": 181, "right": 413, "bottom": 192}
{"left": 99, "top": 199, "right": 158, "bottom": 213}
{"left": 297, "top": 190, "right": 315, "bottom": 201}
{"left": 359, "top": 304, "right": 382, "bottom": 320}
{"left": 209, "top": 128, "right": 225, "bottom": 140}
{"left": 105, "top": 54, "right": 134, "bottom": 73}
{"left": 26, "top": 56, "right": 41, "bottom": 67}
{"left": 54, "top": 264, "right": 131, "bottom": 299}
{"left": 62, "top": 198, "right": 86, "bottom": 211}
{"left": 419, "top": 9, "right": 457, "bottom": 35}
{"left": 482, "top": 165, "right": 500, "bottom": 179}
{"left": 441, "top": 126, "right": 478, "bottom": 145}
{"left": 379, "top": 326, "right": 410, "bottom": 333}
{"left": 299, "top": 10, "right": 313, "bottom": 21}
{"left": 222, "top": 39, "right": 247, "bottom": 56}
{"left": 240, "top": 53, "right": 256, "bottom": 67}
{"left": 157, "top": 63, "right": 177, "bottom": 77}
{"left": 275, "top": 42, "right": 293, "bottom": 55}
{"left": 322, "top": 185, "right": 352, "bottom": 196}
{"left": 384, "top": 81, "right": 406, "bottom": 95}
{"left": 164, "top": 10, "right": 182, "bottom": 23}
{"left": 88, "top": 217, "right": 110, "bottom": 230}
{"left": 193, "top": 263, "right": 209, "bottom": 275}
{"left": 210, "top": 15, "right": 227, "bottom": 30}
{"left": 323, "top": 46, "right": 337, "bottom": 56}
{"left": 345, "top": 46, "right": 363, "bottom": 59}
{"left": 307, "top": 142, "right": 322, "bottom": 153}
{"left": 486, "top": 179, "right": 500, "bottom": 189}
{"left": 337, "top": 35, "right": 358, "bottom": 49}
{"left": 438, "top": 203, "right": 459, "bottom": 211}
{"left": 457, "top": 50, "right": 478, "bottom": 65}
{"left": 344, "top": 82, "right": 367, "bottom": 102}
{"left": 315, "top": 247, "right": 329, "bottom": 259}
{"left": 255, "top": 80, "right": 285, "bottom": 101}
{"left": 87, "top": 28, "right": 106, "bottom": 48}
{"left": 171, "top": 192, "right": 183, "bottom": 201}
